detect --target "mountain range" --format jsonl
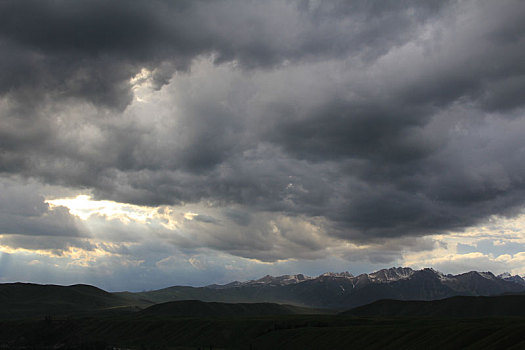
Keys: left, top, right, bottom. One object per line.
{"left": 2, "top": 267, "right": 525, "bottom": 319}
{"left": 130, "top": 267, "right": 525, "bottom": 309}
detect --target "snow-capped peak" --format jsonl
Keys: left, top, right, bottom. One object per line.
{"left": 319, "top": 271, "right": 354, "bottom": 279}
{"left": 368, "top": 267, "right": 415, "bottom": 283}
{"left": 498, "top": 272, "right": 512, "bottom": 279}
{"left": 246, "top": 274, "right": 313, "bottom": 286}
{"left": 497, "top": 272, "right": 525, "bottom": 286}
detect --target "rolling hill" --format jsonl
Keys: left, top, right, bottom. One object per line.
{"left": 0, "top": 283, "right": 152, "bottom": 319}
{"left": 343, "top": 294, "right": 525, "bottom": 318}
{"left": 139, "top": 299, "right": 324, "bottom": 318}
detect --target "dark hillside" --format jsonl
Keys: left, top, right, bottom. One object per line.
{"left": 343, "top": 294, "right": 525, "bottom": 318}
{"left": 130, "top": 285, "right": 299, "bottom": 305}
{"left": 2, "top": 314, "right": 525, "bottom": 349}
{"left": 0, "top": 283, "right": 144, "bottom": 319}
{"left": 139, "top": 299, "right": 325, "bottom": 318}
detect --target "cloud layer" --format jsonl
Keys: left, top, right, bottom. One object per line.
{"left": 1, "top": 0, "right": 525, "bottom": 277}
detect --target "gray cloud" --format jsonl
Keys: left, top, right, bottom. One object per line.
{"left": 0, "top": 0, "right": 448, "bottom": 108}
{"left": 0, "top": 179, "right": 87, "bottom": 239}
{"left": 0, "top": 0, "right": 525, "bottom": 261}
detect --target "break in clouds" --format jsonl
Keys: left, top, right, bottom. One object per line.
{"left": 1, "top": 0, "right": 525, "bottom": 267}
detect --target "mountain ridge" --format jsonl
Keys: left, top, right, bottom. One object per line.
{"left": 133, "top": 267, "right": 525, "bottom": 309}
{"left": 204, "top": 267, "right": 525, "bottom": 289}
{"left": 0, "top": 282, "right": 151, "bottom": 320}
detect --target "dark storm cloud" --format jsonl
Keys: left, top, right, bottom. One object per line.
{"left": 1, "top": 0, "right": 525, "bottom": 256}
{"left": 0, "top": 0, "right": 447, "bottom": 108}
{"left": 0, "top": 234, "right": 93, "bottom": 253}
{"left": 223, "top": 208, "right": 252, "bottom": 227}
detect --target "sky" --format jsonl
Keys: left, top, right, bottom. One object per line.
{"left": 1, "top": 0, "right": 525, "bottom": 291}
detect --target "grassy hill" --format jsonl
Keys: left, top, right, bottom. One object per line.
{"left": 0, "top": 283, "right": 152, "bottom": 319}
{"left": 123, "top": 285, "right": 300, "bottom": 305}
{"left": 342, "top": 294, "right": 525, "bottom": 318}
{"left": 139, "top": 299, "right": 327, "bottom": 318}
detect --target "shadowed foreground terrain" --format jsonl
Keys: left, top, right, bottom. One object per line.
{"left": 2, "top": 313, "right": 525, "bottom": 349}
{"left": 3, "top": 282, "right": 525, "bottom": 349}
{"left": 0, "top": 283, "right": 153, "bottom": 320}
{"left": 343, "top": 294, "right": 525, "bottom": 318}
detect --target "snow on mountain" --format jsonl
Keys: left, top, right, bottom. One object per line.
{"left": 498, "top": 272, "right": 525, "bottom": 286}
{"left": 499, "top": 272, "right": 512, "bottom": 279}
{"left": 241, "top": 273, "right": 313, "bottom": 286}
{"left": 319, "top": 272, "right": 354, "bottom": 279}
{"left": 368, "top": 267, "right": 415, "bottom": 283}
{"left": 205, "top": 281, "right": 244, "bottom": 289}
